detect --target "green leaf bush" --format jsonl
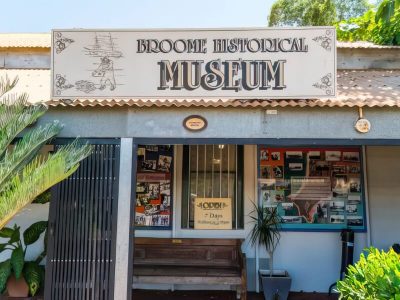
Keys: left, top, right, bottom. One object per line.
{"left": 336, "top": 0, "right": 400, "bottom": 45}
{"left": 337, "top": 247, "right": 400, "bottom": 300}
{"left": 0, "top": 222, "right": 47, "bottom": 296}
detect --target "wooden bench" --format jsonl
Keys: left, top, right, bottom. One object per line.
{"left": 133, "top": 238, "right": 247, "bottom": 300}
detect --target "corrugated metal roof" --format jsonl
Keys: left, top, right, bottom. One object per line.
{"left": 2, "top": 69, "right": 400, "bottom": 108}
{"left": 0, "top": 33, "right": 399, "bottom": 50}
{"left": 0, "top": 34, "right": 51, "bottom": 48}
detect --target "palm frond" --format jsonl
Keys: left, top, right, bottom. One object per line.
{"left": 0, "top": 102, "right": 47, "bottom": 158}
{"left": 0, "top": 142, "right": 92, "bottom": 229}
{"left": 0, "top": 76, "right": 18, "bottom": 98}
{"left": 249, "top": 201, "right": 281, "bottom": 254}
{"left": 0, "top": 121, "right": 62, "bottom": 192}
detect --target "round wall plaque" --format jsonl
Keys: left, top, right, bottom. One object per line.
{"left": 355, "top": 118, "right": 371, "bottom": 133}
{"left": 183, "top": 115, "right": 207, "bottom": 132}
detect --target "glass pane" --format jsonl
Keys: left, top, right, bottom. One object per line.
{"left": 185, "top": 144, "right": 239, "bottom": 229}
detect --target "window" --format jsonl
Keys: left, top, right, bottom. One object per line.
{"left": 258, "top": 146, "right": 366, "bottom": 231}
{"left": 182, "top": 145, "right": 244, "bottom": 229}
{"left": 135, "top": 145, "right": 173, "bottom": 229}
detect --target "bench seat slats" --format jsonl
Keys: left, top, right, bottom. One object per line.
{"left": 132, "top": 275, "right": 242, "bottom": 285}
{"left": 134, "top": 266, "right": 241, "bottom": 277}
{"left": 133, "top": 238, "right": 247, "bottom": 300}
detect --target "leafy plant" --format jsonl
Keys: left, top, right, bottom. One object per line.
{"left": 0, "top": 75, "right": 92, "bottom": 229}
{"left": 336, "top": 0, "right": 400, "bottom": 45}
{"left": 270, "top": 0, "right": 336, "bottom": 26}
{"left": 249, "top": 201, "right": 281, "bottom": 276}
{"left": 0, "top": 221, "right": 47, "bottom": 296}
{"left": 337, "top": 247, "right": 400, "bottom": 300}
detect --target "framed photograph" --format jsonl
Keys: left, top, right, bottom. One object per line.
{"left": 141, "top": 160, "right": 157, "bottom": 171}
{"left": 330, "top": 201, "right": 345, "bottom": 212}
{"left": 347, "top": 216, "right": 363, "bottom": 226}
{"left": 308, "top": 151, "right": 321, "bottom": 160}
{"left": 148, "top": 183, "right": 160, "bottom": 199}
{"left": 159, "top": 180, "right": 170, "bottom": 194}
{"left": 330, "top": 215, "right": 344, "bottom": 224}
{"left": 309, "top": 160, "right": 330, "bottom": 176}
{"left": 332, "top": 164, "right": 347, "bottom": 174}
{"left": 137, "top": 147, "right": 146, "bottom": 159}
{"left": 261, "top": 190, "right": 273, "bottom": 205}
{"left": 259, "top": 179, "right": 276, "bottom": 190}
{"left": 348, "top": 194, "right": 361, "bottom": 204}
{"left": 271, "top": 151, "right": 281, "bottom": 161}
{"left": 273, "top": 166, "right": 283, "bottom": 178}
{"left": 286, "top": 151, "right": 303, "bottom": 159}
{"left": 146, "top": 145, "right": 158, "bottom": 152}
{"left": 136, "top": 182, "right": 148, "bottom": 193}
{"left": 158, "top": 155, "right": 172, "bottom": 172}
{"left": 346, "top": 204, "right": 358, "bottom": 214}
{"left": 348, "top": 164, "right": 361, "bottom": 174}
{"left": 260, "top": 166, "right": 273, "bottom": 179}
{"left": 260, "top": 149, "right": 269, "bottom": 162}
{"left": 136, "top": 194, "right": 150, "bottom": 206}
{"left": 349, "top": 177, "right": 361, "bottom": 193}
{"left": 288, "top": 163, "right": 303, "bottom": 172}
{"left": 326, "top": 151, "right": 341, "bottom": 161}
{"left": 343, "top": 152, "right": 360, "bottom": 162}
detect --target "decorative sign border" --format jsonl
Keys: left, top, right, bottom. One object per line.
{"left": 51, "top": 27, "right": 337, "bottom": 100}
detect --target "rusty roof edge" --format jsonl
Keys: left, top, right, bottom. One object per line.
{"left": 44, "top": 98, "right": 400, "bottom": 108}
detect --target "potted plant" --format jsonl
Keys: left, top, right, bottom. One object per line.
{"left": 0, "top": 221, "right": 47, "bottom": 298}
{"left": 250, "top": 201, "right": 291, "bottom": 300}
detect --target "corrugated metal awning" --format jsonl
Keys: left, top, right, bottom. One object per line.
{"left": 1, "top": 69, "right": 399, "bottom": 108}
{"left": 0, "top": 33, "right": 51, "bottom": 48}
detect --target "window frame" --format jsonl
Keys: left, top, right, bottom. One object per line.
{"left": 181, "top": 145, "right": 244, "bottom": 230}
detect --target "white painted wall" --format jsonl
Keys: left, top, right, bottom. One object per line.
{"left": 0, "top": 204, "right": 49, "bottom": 262}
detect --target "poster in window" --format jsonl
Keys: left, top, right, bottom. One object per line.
{"left": 135, "top": 145, "right": 173, "bottom": 229}
{"left": 258, "top": 146, "right": 366, "bottom": 231}
{"left": 194, "top": 198, "right": 232, "bottom": 230}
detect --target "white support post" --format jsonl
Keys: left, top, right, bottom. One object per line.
{"left": 114, "top": 138, "right": 133, "bottom": 300}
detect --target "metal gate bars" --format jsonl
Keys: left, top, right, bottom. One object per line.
{"left": 45, "top": 141, "right": 120, "bottom": 300}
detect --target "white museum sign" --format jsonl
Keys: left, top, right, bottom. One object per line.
{"left": 51, "top": 28, "right": 336, "bottom": 99}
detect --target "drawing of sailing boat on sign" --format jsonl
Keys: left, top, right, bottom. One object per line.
{"left": 75, "top": 32, "right": 124, "bottom": 94}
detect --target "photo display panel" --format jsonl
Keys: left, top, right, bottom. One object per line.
{"left": 258, "top": 147, "right": 366, "bottom": 231}
{"left": 135, "top": 145, "right": 173, "bottom": 229}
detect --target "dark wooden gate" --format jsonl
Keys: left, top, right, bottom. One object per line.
{"left": 45, "top": 141, "right": 120, "bottom": 300}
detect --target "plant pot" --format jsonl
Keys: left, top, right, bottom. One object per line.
{"left": 259, "top": 269, "right": 291, "bottom": 300}
{"left": 6, "top": 274, "right": 29, "bottom": 298}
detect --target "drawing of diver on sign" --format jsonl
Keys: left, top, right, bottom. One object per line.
{"left": 92, "top": 56, "right": 116, "bottom": 91}
{"left": 75, "top": 32, "right": 123, "bottom": 93}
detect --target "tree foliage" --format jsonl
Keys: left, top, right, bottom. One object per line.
{"left": 268, "top": 0, "right": 373, "bottom": 26}
{"left": 0, "top": 76, "right": 92, "bottom": 229}
{"left": 337, "top": 0, "right": 400, "bottom": 45}
{"left": 335, "top": 0, "right": 371, "bottom": 21}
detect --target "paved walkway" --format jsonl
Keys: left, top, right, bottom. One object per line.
{"left": 133, "top": 290, "right": 339, "bottom": 300}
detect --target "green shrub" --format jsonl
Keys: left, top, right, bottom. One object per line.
{"left": 336, "top": 0, "right": 400, "bottom": 45}
{"left": 337, "top": 247, "right": 400, "bottom": 300}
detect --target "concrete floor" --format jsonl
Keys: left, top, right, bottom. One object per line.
{"left": 132, "top": 290, "right": 339, "bottom": 300}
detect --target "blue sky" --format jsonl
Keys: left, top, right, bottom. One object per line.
{"left": 1, "top": 0, "right": 274, "bottom": 32}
